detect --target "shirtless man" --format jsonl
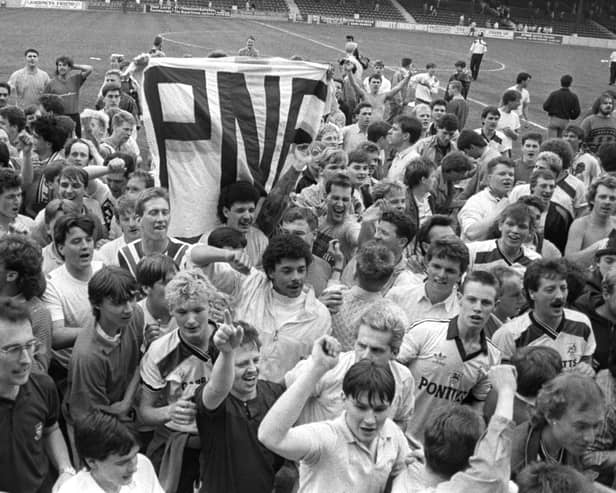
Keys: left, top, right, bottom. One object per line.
{"left": 565, "top": 174, "right": 616, "bottom": 256}
{"left": 345, "top": 64, "right": 412, "bottom": 121}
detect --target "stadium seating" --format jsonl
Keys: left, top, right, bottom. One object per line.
{"left": 294, "top": 0, "right": 406, "bottom": 22}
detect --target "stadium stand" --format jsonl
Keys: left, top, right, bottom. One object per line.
{"left": 294, "top": 0, "right": 406, "bottom": 22}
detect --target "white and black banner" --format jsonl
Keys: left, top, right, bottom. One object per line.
{"left": 141, "top": 57, "right": 328, "bottom": 237}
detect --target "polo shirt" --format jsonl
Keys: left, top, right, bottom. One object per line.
{"left": 285, "top": 351, "right": 415, "bottom": 428}
{"left": 140, "top": 327, "right": 214, "bottom": 434}
{"left": 118, "top": 236, "right": 189, "bottom": 278}
{"left": 196, "top": 380, "right": 285, "bottom": 493}
{"left": 474, "top": 128, "right": 507, "bottom": 155}
{"left": 398, "top": 317, "right": 501, "bottom": 442}
{"left": 467, "top": 239, "right": 541, "bottom": 271}
{"left": 293, "top": 413, "right": 410, "bottom": 493}
{"left": 386, "top": 283, "right": 459, "bottom": 327}
{"left": 64, "top": 308, "right": 144, "bottom": 424}
{"left": 0, "top": 372, "right": 59, "bottom": 493}
{"left": 492, "top": 309, "right": 596, "bottom": 370}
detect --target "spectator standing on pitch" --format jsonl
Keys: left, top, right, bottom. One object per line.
{"left": 469, "top": 33, "right": 487, "bottom": 80}
{"left": 8, "top": 48, "right": 50, "bottom": 108}
{"left": 238, "top": 36, "right": 260, "bottom": 57}
{"left": 44, "top": 56, "right": 92, "bottom": 136}
{"left": 508, "top": 72, "right": 532, "bottom": 122}
{"left": 542, "top": 74, "right": 581, "bottom": 138}
{"left": 445, "top": 60, "right": 472, "bottom": 101}
{"left": 581, "top": 92, "right": 616, "bottom": 154}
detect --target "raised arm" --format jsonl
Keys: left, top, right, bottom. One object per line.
{"left": 385, "top": 71, "right": 412, "bottom": 99}
{"left": 201, "top": 315, "right": 243, "bottom": 410}
{"left": 74, "top": 63, "right": 93, "bottom": 78}
{"left": 258, "top": 336, "right": 340, "bottom": 461}
{"left": 345, "top": 66, "right": 366, "bottom": 99}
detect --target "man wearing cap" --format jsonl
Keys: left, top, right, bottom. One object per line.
{"left": 363, "top": 60, "right": 391, "bottom": 94}
{"left": 469, "top": 33, "right": 487, "bottom": 81}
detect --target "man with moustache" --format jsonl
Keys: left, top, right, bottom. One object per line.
{"left": 581, "top": 92, "right": 616, "bottom": 154}
{"left": 493, "top": 259, "right": 596, "bottom": 376}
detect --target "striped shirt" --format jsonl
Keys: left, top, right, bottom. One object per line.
{"left": 492, "top": 309, "right": 596, "bottom": 371}
{"left": 467, "top": 239, "right": 541, "bottom": 271}
{"left": 118, "top": 236, "right": 189, "bottom": 278}
{"left": 140, "top": 327, "right": 214, "bottom": 433}
{"left": 398, "top": 317, "right": 501, "bottom": 442}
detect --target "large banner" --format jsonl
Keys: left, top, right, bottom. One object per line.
{"left": 23, "top": 0, "right": 83, "bottom": 8}
{"left": 141, "top": 57, "right": 328, "bottom": 237}
{"left": 513, "top": 31, "right": 563, "bottom": 44}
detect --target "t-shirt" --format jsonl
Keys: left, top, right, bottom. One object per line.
{"left": 42, "top": 261, "right": 103, "bottom": 369}
{"left": 0, "top": 373, "right": 59, "bottom": 493}
{"left": 508, "top": 85, "right": 530, "bottom": 118}
{"left": 397, "top": 317, "right": 501, "bottom": 442}
{"left": 96, "top": 236, "right": 127, "bottom": 266}
{"left": 496, "top": 109, "right": 520, "bottom": 152}
{"left": 492, "top": 309, "right": 596, "bottom": 370}
{"left": 8, "top": 67, "right": 50, "bottom": 107}
{"left": 196, "top": 380, "right": 285, "bottom": 493}
{"left": 140, "top": 327, "right": 214, "bottom": 434}
{"left": 43, "top": 73, "right": 85, "bottom": 114}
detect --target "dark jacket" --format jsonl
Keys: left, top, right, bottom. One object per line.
{"left": 542, "top": 87, "right": 581, "bottom": 120}
{"left": 575, "top": 291, "right": 615, "bottom": 371}
{"left": 511, "top": 421, "right": 587, "bottom": 481}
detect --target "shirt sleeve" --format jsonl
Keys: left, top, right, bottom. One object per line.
{"left": 294, "top": 421, "right": 337, "bottom": 465}
{"left": 583, "top": 404, "right": 616, "bottom": 471}
{"left": 42, "top": 279, "right": 65, "bottom": 324}
{"left": 140, "top": 344, "right": 166, "bottom": 391}
{"left": 43, "top": 375, "right": 61, "bottom": 428}
{"left": 491, "top": 327, "right": 516, "bottom": 361}
{"left": 397, "top": 324, "right": 426, "bottom": 365}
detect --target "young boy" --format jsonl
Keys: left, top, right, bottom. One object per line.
{"left": 135, "top": 254, "right": 178, "bottom": 350}
{"left": 96, "top": 194, "right": 141, "bottom": 266}
{"left": 197, "top": 320, "right": 286, "bottom": 493}
{"left": 466, "top": 202, "right": 541, "bottom": 272}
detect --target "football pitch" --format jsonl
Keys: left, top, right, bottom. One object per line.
{"left": 0, "top": 8, "right": 612, "bottom": 130}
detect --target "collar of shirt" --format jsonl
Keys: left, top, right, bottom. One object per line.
{"left": 95, "top": 323, "right": 122, "bottom": 350}
{"left": 446, "top": 317, "right": 488, "bottom": 355}
{"left": 419, "top": 283, "right": 458, "bottom": 310}
{"left": 395, "top": 145, "right": 416, "bottom": 161}
{"left": 335, "top": 412, "right": 394, "bottom": 451}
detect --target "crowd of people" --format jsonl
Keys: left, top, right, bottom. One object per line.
{"left": 2, "top": 30, "right": 616, "bottom": 493}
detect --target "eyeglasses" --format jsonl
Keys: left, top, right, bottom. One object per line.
{"left": 0, "top": 339, "right": 40, "bottom": 359}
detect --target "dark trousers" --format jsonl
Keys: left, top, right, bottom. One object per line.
{"left": 610, "top": 62, "right": 616, "bottom": 85}
{"left": 470, "top": 53, "right": 483, "bottom": 80}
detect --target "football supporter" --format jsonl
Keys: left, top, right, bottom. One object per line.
{"left": 404, "top": 156, "right": 437, "bottom": 229}
{"left": 386, "top": 115, "right": 422, "bottom": 183}
{"left": 387, "top": 236, "right": 467, "bottom": 324}
{"left": 41, "top": 199, "right": 80, "bottom": 273}
{"left": 392, "top": 365, "right": 518, "bottom": 493}
{"left": 196, "top": 320, "right": 286, "bottom": 493}
{"left": 8, "top": 48, "right": 50, "bottom": 107}
{"left": 542, "top": 74, "right": 581, "bottom": 139}
{"left": 341, "top": 102, "right": 372, "bottom": 153}
{"left": 446, "top": 80, "right": 468, "bottom": 129}
{"left": 397, "top": 270, "right": 502, "bottom": 442}
{"left": 456, "top": 129, "right": 503, "bottom": 200}
{"left": 98, "top": 109, "right": 140, "bottom": 163}
{"left": 475, "top": 105, "right": 507, "bottom": 155}
{"left": 581, "top": 92, "right": 616, "bottom": 154}
{"left": 341, "top": 209, "right": 419, "bottom": 293}
{"left": 202, "top": 181, "right": 267, "bottom": 269}
{"left": 431, "top": 150, "right": 474, "bottom": 216}
{"left": 458, "top": 156, "right": 515, "bottom": 241}
{"left": 0, "top": 298, "right": 75, "bottom": 493}
{"left": 509, "top": 72, "right": 532, "bottom": 121}
{"left": 259, "top": 339, "right": 410, "bottom": 491}
{"left": 135, "top": 254, "right": 179, "bottom": 350}
{"left": 118, "top": 188, "right": 189, "bottom": 278}
{"left": 516, "top": 463, "right": 595, "bottom": 493}
{"left": 563, "top": 125, "right": 602, "bottom": 189}
{"left": 139, "top": 269, "right": 220, "bottom": 493}
{"left": 466, "top": 202, "right": 541, "bottom": 272}
{"left": 414, "top": 114, "right": 459, "bottom": 167}
{"left": 492, "top": 259, "right": 596, "bottom": 374}
{"left": 58, "top": 411, "right": 163, "bottom": 493}
{"left": 0, "top": 167, "right": 34, "bottom": 236}
{"left": 510, "top": 373, "right": 604, "bottom": 480}
{"left": 496, "top": 90, "right": 522, "bottom": 156}
{"left": 96, "top": 194, "right": 141, "bottom": 266}
{"left": 286, "top": 299, "right": 414, "bottom": 432}
{"left": 565, "top": 175, "right": 616, "bottom": 256}
{"left": 410, "top": 63, "right": 440, "bottom": 105}
{"left": 484, "top": 266, "right": 526, "bottom": 337}
{"left": 0, "top": 235, "right": 52, "bottom": 372}
{"left": 514, "top": 132, "right": 543, "bottom": 184}
{"left": 331, "top": 242, "right": 396, "bottom": 350}
{"left": 63, "top": 267, "right": 143, "bottom": 441}
{"left": 407, "top": 215, "right": 457, "bottom": 275}
{"left": 43, "top": 214, "right": 103, "bottom": 380}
